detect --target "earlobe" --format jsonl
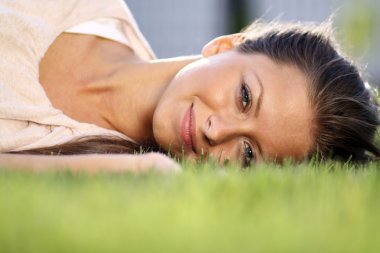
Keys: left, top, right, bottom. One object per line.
{"left": 201, "top": 33, "right": 246, "bottom": 57}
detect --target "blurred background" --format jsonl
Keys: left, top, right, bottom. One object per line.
{"left": 126, "top": 0, "right": 379, "bottom": 87}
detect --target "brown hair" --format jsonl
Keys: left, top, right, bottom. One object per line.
{"left": 12, "top": 136, "right": 145, "bottom": 155}
{"left": 238, "top": 21, "right": 379, "bottom": 162}
{"left": 14, "top": 21, "right": 380, "bottom": 162}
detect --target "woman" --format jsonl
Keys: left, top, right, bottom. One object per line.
{"left": 0, "top": 0, "right": 379, "bottom": 172}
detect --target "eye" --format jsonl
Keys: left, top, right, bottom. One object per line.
{"left": 239, "top": 83, "right": 252, "bottom": 112}
{"left": 241, "top": 141, "right": 255, "bottom": 168}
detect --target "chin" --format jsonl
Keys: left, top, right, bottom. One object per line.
{"left": 152, "top": 120, "right": 174, "bottom": 153}
{"left": 152, "top": 103, "right": 179, "bottom": 153}
{"left": 152, "top": 127, "right": 183, "bottom": 157}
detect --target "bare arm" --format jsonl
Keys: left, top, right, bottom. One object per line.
{"left": 0, "top": 153, "right": 181, "bottom": 173}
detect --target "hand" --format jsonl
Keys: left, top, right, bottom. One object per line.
{"left": 83, "top": 153, "right": 182, "bottom": 173}
{"left": 0, "top": 153, "right": 182, "bottom": 174}
{"left": 134, "top": 152, "right": 182, "bottom": 173}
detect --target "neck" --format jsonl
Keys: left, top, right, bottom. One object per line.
{"left": 85, "top": 55, "right": 200, "bottom": 144}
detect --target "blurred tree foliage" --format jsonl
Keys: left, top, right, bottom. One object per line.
{"left": 226, "top": 0, "right": 251, "bottom": 33}
{"left": 337, "top": 1, "right": 378, "bottom": 57}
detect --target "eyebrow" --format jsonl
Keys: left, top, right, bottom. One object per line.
{"left": 252, "top": 71, "right": 264, "bottom": 159}
{"left": 253, "top": 71, "right": 264, "bottom": 118}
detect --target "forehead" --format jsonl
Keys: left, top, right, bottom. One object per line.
{"left": 239, "top": 53, "right": 315, "bottom": 160}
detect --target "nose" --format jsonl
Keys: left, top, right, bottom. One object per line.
{"left": 202, "top": 113, "right": 243, "bottom": 146}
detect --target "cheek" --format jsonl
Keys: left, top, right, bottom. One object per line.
{"left": 178, "top": 71, "right": 235, "bottom": 109}
{"left": 208, "top": 141, "right": 240, "bottom": 164}
{"left": 176, "top": 66, "right": 216, "bottom": 92}
{"left": 160, "top": 73, "right": 202, "bottom": 104}
{"left": 173, "top": 58, "right": 231, "bottom": 91}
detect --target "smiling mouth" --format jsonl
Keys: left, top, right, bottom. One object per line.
{"left": 180, "top": 103, "right": 197, "bottom": 154}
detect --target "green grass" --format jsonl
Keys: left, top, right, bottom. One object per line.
{"left": 0, "top": 161, "right": 380, "bottom": 253}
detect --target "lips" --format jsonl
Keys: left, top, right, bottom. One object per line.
{"left": 180, "top": 103, "right": 197, "bottom": 153}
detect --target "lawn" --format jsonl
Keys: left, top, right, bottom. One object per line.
{"left": 0, "top": 161, "right": 379, "bottom": 253}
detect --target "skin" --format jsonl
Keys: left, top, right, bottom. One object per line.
{"left": 153, "top": 51, "right": 315, "bottom": 165}
{"left": 32, "top": 32, "right": 315, "bottom": 171}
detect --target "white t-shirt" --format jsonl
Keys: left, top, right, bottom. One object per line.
{"left": 66, "top": 17, "right": 132, "bottom": 49}
{"left": 0, "top": 0, "right": 155, "bottom": 152}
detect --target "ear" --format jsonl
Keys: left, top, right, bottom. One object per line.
{"left": 201, "top": 33, "right": 246, "bottom": 57}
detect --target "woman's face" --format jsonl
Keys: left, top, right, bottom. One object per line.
{"left": 153, "top": 51, "right": 314, "bottom": 166}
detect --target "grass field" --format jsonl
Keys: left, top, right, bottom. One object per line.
{"left": 0, "top": 161, "right": 380, "bottom": 253}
